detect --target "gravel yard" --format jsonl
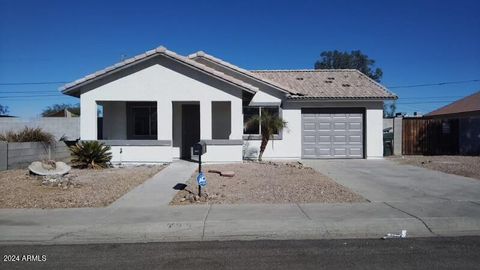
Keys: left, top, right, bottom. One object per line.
{"left": 0, "top": 165, "right": 164, "bottom": 208}
{"left": 170, "top": 162, "right": 365, "bottom": 205}
{"left": 389, "top": 155, "right": 480, "bottom": 180}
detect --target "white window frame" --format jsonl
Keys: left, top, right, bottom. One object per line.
{"left": 243, "top": 106, "right": 281, "bottom": 139}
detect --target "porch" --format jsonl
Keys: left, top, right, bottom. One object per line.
{"left": 83, "top": 100, "right": 244, "bottom": 164}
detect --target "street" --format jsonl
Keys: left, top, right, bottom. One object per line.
{"left": 1, "top": 237, "right": 479, "bottom": 269}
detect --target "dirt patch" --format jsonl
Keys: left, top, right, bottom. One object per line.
{"left": 388, "top": 156, "right": 480, "bottom": 180}
{"left": 0, "top": 165, "right": 165, "bottom": 208}
{"left": 170, "top": 162, "right": 365, "bottom": 205}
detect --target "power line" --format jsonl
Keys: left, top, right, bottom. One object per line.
{"left": 0, "top": 81, "right": 67, "bottom": 86}
{"left": 0, "top": 95, "right": 69, "bottom": 99}
{"left": 396, "top": 100, "right": 457, "bottom": 105}
{"left": 398, "top": 95, "right": 463, "bottom": 100}
{"left": 0, "top": 91, "right": 61, "bottom": 94}
{"left": 388, "top": 79, "right": 480, "bottom": 89}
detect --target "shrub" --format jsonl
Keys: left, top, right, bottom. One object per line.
{"left": 69, "top": 141, "right": 112, "bottom": 169}
{"left": 0, "top": 127, "right": 55, "bottom": 145}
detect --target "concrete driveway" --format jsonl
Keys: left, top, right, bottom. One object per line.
{"left": 302, "top": 159, "right": 480, "bottom": 203}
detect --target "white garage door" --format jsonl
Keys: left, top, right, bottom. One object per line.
{"left": 302, "top": 109, "right": 364, "bottom": 158}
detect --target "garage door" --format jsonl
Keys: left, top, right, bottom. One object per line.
{"left": 302, "top": 109, "right": 364, "bottom": 158}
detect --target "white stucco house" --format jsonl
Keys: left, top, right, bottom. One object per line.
{"left": 61, "top": 46, "right": 397, "bottom": 164}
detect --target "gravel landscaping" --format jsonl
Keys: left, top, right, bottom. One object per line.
{"left": 170, "top": 162, "right": 366, "bottom": 205}
{"left": 0, "top": 165, "right": 165, "bottom": 208}
{"left": 389, "top": 155, "right": 480, "bottom": 180}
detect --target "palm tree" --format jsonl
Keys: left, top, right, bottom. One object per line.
{"left": 245, "top": 109, "right": 287, "bottom": 161}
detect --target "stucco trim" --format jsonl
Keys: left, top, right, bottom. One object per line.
{"left": 200, "top": 139, "right": 244, "bottom": 145}
{"left": 243, "top": 134, "right": 282, "bottom": 141}
{"left": 94, "top": 140, "right": 172, "bottom": 146}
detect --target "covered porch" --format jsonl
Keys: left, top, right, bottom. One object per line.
{"left": 82, "top": 99, "right": 244, "bottom": 164}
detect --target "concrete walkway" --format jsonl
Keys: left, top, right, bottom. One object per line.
{"left": 109, "top": 160, "right": 197, "bottom": 208}
{"left": 1, "top": 159, "right": 480, "bottom": 245}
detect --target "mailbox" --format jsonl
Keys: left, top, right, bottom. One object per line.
{"left": 192, "top": 141, "right": 207, "bottom": 156}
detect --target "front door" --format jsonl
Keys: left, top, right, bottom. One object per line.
{"left": 181, "top": 104, "right": 200, "bottom": 160}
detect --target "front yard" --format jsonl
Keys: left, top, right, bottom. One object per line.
{"left": 0, "top": 165, "right": 164, "bottom": 208}
{"left": 171, "top": 162, "right": 366, "bottom": 205}
{"left": 388, "top": 155, "right": 480, "bottom": 180}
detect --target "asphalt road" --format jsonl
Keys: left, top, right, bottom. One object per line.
{"left": 1, "top": 237, "right": 480, "bottom": 270}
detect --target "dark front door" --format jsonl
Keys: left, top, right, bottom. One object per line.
{"left": 181, "top": 104, "right": 200, "bottom": 160}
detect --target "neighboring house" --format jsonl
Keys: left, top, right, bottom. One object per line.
{"left": 60, "top": 46, "right": 397, "bottom": 164}
{"left": 424, "top": 90, "right": 480, "bottom": 155}
{"left": 43, "top": 108, "right": 79, "bottom": 118}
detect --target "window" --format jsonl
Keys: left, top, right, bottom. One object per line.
{"left": 128, "top": 102, "right": 157, "bottom": 139}
{"left": 243, "top": 106, "right": 280, "bottom": 135}
{"left": 243, "top": 107, "right": 260, "bottom": 134}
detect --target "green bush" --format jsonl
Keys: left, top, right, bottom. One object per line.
{"left": 0, "top": 127, "right": 55, "bottom": 145}
{"left": 70, "top": 141, "right": 112, "bottom": 169}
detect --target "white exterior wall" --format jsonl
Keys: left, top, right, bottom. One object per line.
{"left": 201, "top": 145, "right": 243, "bottom": 162}
{"left": 365, "top": 107, "right": 384, "bottom": 159}
{"left": 77, "top": 57, "right": 385, "bottom": 162}
{"left": 80, "top": 62, "right": 243, "bottom": 141}
{"left": 79, "top": 60, "right": 244, "bottom": 163}
{"left": 110, "top": 146, "right": 172, "bottom": 164}
{"left": 244, "top": 100, "right": 385, "bottom": 160}
{"left": 243, "top": 108, "right": 302, "bottom": 159}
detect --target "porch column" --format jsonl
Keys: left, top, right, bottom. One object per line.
{"left": 157, "top": 100, "right": 172, "bottom": 141}
{"left": 80, "top": 96, "right": 97, "bottom": 140}
{"left": 200, "top": 100, "right": 212, "bottom": 140}
{"left": 231, "top": 98, "right": 243, "bottom": 139}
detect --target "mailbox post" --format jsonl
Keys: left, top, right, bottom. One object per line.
{"left": 193, "top": 141, "right": 207, "bottom": 196}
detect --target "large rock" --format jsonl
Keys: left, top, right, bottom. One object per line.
{"left": 28, "top": 161, "right": 71, "bottom": 176}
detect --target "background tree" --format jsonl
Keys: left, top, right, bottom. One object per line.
{"left": 41, "top": 103, "right": 80, "bottom": 117}
{"left": 0, "top": 104, "right": 9, "bottom": 116}
{"left": 314, "top": 50, "right": 383, "bottom": 82}
{"left": 245, "top": 110, "right": 287, "bottom": 161}
{"left": 383, "top": 101, "right": 397, "bottom": 117}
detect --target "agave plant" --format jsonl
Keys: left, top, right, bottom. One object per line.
{"left": 245, "top": 109, "right": 287, "bottom": 161}
{"left": 69, "top": 141, "right": 112, "bottom": 169}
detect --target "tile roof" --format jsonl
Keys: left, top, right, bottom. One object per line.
{"left": 60, "top": 46, "right": 259, "bottom": 95}
{"left": 188, "top": 51, "right": 297, "bottom": 94}
{"left": 426, "top": 90, "right": 480, "bottom": 116}
{"left": 61, "top": 46, "right": 396, "bottom": 100}
{"left": 251, "top": 69, "right": 397, "bottom": 100}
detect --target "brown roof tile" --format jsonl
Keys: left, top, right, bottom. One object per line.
{"left": 251, "top": 69, "right": 397, "bottom": 100}
{"left": 426, "top": 90, "right": 480, "bottom": 116}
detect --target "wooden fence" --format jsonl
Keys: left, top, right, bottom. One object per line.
{"left": 402, "top": 118, "right": 459, "bottom": 155}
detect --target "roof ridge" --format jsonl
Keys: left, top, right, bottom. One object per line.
{"left": 61, "top": 46, "right": 259, "bottom": 94}
{"left": 188, "top": 51, "right": 297, "bottom": 94}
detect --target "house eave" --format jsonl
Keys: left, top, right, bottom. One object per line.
{"left": 188, "top": 52, "right": 298, "bottom": 95}
{"left": 60, "top": 47, "right": 259, "bottom": 97}
{"left": 286, "top": 96, "right": 398, "bottom": 101}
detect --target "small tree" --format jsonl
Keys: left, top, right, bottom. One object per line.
{"left": 383, "top": 101, "right": 397, "bottom": 117}
{"left": 245, "top": 110, "right": 287, "bottom": 161}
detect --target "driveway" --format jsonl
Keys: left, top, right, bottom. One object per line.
{"left": 302, "top": 159, "right": 480, "bottom": 203}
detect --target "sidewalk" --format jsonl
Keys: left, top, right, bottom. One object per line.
{"left": 1, "top": 160, "right": 480, "bottom": 245}
{"left": 1, "top": 201, "right": 480, "bottom": 245}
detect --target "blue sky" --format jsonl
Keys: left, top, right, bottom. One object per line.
{"left": 0, "top": 0, "right": 479, "bottom": 118}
